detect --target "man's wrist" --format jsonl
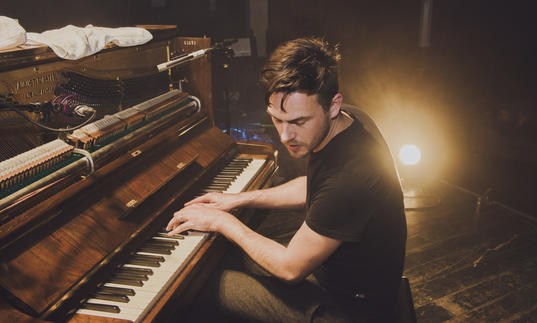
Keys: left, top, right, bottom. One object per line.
{"left": 237, "top": 190, "right": 258, "bottom": 208}
{"left": 215, "top": 212, "right": 241, "bottom": 236}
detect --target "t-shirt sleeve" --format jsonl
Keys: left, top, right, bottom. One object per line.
{"left": 305, "top": 169, "right": 381, "bottom": 242}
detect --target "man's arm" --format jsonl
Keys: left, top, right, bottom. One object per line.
{"left": 185, "top": 176, "right": 307, "bottom": 211}
{"left": 167, "top": 203, "right": 340, "bottom": 283}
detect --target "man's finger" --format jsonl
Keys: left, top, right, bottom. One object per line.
{"left": 168, "top": 223, "right": 190, "bottom": 236}
{"left": 166, "top": 217, "right": 179, "bottom": 231}
{"left": 184, "top": 194, "right": 211, "bottom": 206}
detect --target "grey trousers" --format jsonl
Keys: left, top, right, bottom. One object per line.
{"left": 186, "top": 248, "right": 363, "bottom": 323}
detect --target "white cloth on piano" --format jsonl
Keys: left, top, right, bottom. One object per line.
{"left": 0, "top": 16, "right": 26, "bottom": 50}
{"left": 25, "top": 24, "right": 153, "bottom": 60}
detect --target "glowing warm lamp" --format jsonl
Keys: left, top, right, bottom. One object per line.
{"left": 399, "top": 144, "right": 421, "bottom": 165}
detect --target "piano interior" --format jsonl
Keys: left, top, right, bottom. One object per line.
{"left": 0, "top": 26, "right": 278, "bottom": 322}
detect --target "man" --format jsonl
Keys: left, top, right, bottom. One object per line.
{"left": 167, "top": 37, "right": 406, "bottom": 322}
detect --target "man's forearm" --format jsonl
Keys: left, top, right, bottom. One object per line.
{"left": 239, "top": 176, "right": 306, "bottom": 209}
{"left": 217, "top": 214, "right": 299, "bottom": 282}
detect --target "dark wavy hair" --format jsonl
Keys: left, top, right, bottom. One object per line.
{"left": 259, "top": 37, "right": 341, "bottom": 111}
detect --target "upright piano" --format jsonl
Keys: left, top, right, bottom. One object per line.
{"left": 0, "top": 27, "right": 278, "bottom": 322}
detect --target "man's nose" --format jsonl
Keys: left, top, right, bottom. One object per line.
{"left": 280, "top": 123, "right": 295, "bottom": 142}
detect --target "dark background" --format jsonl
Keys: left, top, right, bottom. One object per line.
{"left": 2, "top": 0, "right": 536, "bottom": 214}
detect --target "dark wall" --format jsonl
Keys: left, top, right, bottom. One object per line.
{"left": 1, "top": 0, "right": 249, "bottom": 40}
{"left": 1, "top": 0, "right": 131, "bottom": 31}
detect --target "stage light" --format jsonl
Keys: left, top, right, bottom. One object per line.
{"left": 399, "top": 144, "right": 421, "bottom": 165}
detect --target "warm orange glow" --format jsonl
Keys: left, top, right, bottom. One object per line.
{"left": 399, "top": 144, "right": 421, "bottom": 165}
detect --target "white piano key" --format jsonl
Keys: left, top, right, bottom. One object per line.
{"left": 225, "top": 158, "right": 265, "bottom": 193}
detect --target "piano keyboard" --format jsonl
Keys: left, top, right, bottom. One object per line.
{"left": 76, "top": 157, "right": 266, "bottom": 322}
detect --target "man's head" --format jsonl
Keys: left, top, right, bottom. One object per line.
{"left": 260, "top": 37, "right": 341, "bottom": 111}
{"left": 260, "top": 37, "right": 343, "bottom": 158}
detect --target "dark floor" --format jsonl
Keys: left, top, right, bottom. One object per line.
{"left": 218, "top": 101, "right": 537, "bottom": 322}
{"left": 404, "top": 184, "right": 537, "bottom": 322}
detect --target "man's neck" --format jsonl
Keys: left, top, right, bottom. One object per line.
{"left": 313, "top": 111, "right": 354, "bottom": 153}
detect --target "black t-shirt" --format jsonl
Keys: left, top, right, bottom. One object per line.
{"left": 306, "top": 114, "right": 406, "bottom": 312}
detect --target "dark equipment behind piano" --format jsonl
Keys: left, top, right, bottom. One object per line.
{"left": 0, "top": 26, "right": 278, "bottom": 322}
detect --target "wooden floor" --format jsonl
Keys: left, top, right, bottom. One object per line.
{"left": 404, "top": 183, "right": 537, "bottom": 322}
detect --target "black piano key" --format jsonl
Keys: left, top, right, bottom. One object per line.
{"left": 92, "top": 292, "right": 130, "bottom": 303}
{"left": 202, "top": 188, "right": 223, "bottom": 193}
{"left": 127, "top": 258, "right": 161, "bottom": 267}
{"left": 148, "top": 238, "right": 179, "bottom": 246}
{"left": 217, "top": 173, "right": 240, "bottom": 178}
{"left": 213, "top": 175, "right": 237, "bottom": 179}
{"left": 132, "top": 254, "right": 165, "bottom": 262}
{"left": 139, "top": 246, "right": 172, "bottom": 255}
{"left": 229, "top": 160, "right": 250, "bottom": 165}
{"left": 219, "top": 169, "right": 241, "bottom": 174}
{"left": 221, "top": 167, "right": 244, "bottom": 172}
{"left": 97, "top": 285, "right": 136, "bottom": 296}
{"left": 109, "top": 277, "right": 144, "bottom": 287}
{"left": 118, "top": 267, "right": 153, "bottom": 276}
{"left": 209, "top": 180, "right": 233, "bottom": 188}
{"left": 205, "top": 184, "right": 229, "bottom": 190}
{"left": 114, "top": 272, "right": 149, "bottom": 281}
{"left": 158, "top": 228, "right": 188, "bottom": 236}
{"left": 228, "top": 161, "right": 250, "bottom": 166}
{"left": 155, "top": 232, "right": 185, "bottom": 239}
{"left": 210, "top": 180, "right": 233, "bottom": 185}
{"left": 205, "top": 187, "right": 229, "bottom": 193}
{"left": 81, "top": 302, "right": 121, "bottom": 313}
{"left": 227, "top": 163, "right": 249, "bottom": 168}
{"left": 144, "top": 241, "right": 177, "bottom": 248}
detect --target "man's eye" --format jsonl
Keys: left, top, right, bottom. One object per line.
{"left": 294, "top": 120, "right": 306, "bottom": 126}
{"left": 272, "top": 118, "right": 282, "bottom": 124}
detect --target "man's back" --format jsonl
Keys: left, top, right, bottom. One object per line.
{"left": 306, "top": 112, "right": 407, "bottom": 315}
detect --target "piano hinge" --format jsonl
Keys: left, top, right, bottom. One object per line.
{"left": 126, "top": 200, "right": 137, "bottom": 208}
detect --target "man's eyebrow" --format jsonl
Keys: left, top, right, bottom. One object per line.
{"left": 266, "top": 110, "right": 310, "bottom": 123}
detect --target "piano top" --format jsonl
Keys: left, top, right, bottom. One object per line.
{"left": 0, "top": 25, "right": 180, "bottom": 73}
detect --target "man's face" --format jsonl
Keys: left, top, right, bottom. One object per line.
{"left": 267, "top": 92, "right": 331, "bottom": 159}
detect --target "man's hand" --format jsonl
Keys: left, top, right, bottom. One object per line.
{"left": 184, "top": 192, "right": 243, "bottom": 211}
{"left": 166, "top": 203, "right": 235, "bottom": 235}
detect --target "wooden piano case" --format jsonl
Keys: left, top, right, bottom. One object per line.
{"left": 0, "top": 27, "right": 278, "bottom": 322}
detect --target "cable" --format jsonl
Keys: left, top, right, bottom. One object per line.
{"left": 5, "top": 105, "right": 96, "bottom": 133}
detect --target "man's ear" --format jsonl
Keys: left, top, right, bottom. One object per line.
{"left": 328, "top": 93, "right": 343, "bottom": 119}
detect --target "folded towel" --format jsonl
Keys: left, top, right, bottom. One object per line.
{"left": 0, "top": 16, "right": 26, "bottom": 50}
{"left": 26, "top": 24, "right": 153, "bottom": 60}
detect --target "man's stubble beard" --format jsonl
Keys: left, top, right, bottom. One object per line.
{"left": 285, "top": 115, "right": 331, "bottom": 159}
